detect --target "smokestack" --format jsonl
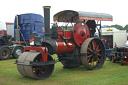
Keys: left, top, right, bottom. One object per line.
{"left": 43, "top": 6, "right": 51, "bottom": 37}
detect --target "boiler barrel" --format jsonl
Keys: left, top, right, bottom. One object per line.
{"left": 55, "top": 41, "right": 74, "bottom": 54}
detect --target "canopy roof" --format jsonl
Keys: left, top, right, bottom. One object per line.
{"left": 53, "top": 10, "right": 113, "bottom": 22}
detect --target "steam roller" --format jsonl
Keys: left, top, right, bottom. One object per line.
{"left": 16, "top": 6, "right": 113, "bottom": 79}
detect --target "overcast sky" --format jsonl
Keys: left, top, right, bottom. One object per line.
{"left": 0, "top": 0, "right": 128, "bottom": 27}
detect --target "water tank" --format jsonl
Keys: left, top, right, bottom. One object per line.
{"left": 14, "top": 13, "right": 44, "bottom": 41}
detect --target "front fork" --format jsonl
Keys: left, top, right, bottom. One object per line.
{"left": 24, "top": 46, "right": 48, "bottom": 62}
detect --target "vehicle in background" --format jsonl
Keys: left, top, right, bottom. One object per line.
{"left": 0, "top": 33, "right": 24, "bottom": 60}
{"left": 101, "top": 27, "right": 128, "bottom": 65}
{"left": 0, "top": 13, "right": 45, "bottom": 60}
{"left": 0, "top": 22, "right": 14, "bottom": 36}
{"left": 14, "top": 13, "right": 44, "bottom": 46}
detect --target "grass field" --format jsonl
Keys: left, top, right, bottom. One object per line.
{"left": 0, "top": 55, "right": 128, "bottom": 85}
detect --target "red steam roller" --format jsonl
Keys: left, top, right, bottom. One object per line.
{"left": 15, "top": 6, "right": 113, "bottom": 79}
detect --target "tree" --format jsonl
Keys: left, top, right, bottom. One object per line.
{"left": 124, "top": 24, "right": 128, "bottom": 32}
{"left": 106, "top": 24, "right": 123, "bottom": 30}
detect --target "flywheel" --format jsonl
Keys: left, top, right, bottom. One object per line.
{"left": 73, "top": 22, "right": 90, "bottom": 47}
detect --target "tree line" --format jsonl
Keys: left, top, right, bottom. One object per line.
{"left": 105, "top": 24, "right": 128, "bottom": 32}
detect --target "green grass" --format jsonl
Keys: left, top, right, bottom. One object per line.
{"left": 0, "top": 56, "right": 128, "bottom": 85}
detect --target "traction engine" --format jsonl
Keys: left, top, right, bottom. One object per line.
{"left": 16, "top": 6, "right": 113, "bottom": 79}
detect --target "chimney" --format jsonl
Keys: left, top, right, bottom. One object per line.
{"left": 43, "top": 6, "right": 51, "bottom": 37}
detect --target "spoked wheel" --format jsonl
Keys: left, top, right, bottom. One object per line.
{"left": 17, "top": 52, "right": 54, "bottom": 79}
{"left": 80, "top": 38, "right": 106, "bottom": 70}
{"left": 0, "top": 47, "right": 11, "bottom": 60}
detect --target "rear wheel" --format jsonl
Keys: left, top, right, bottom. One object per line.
{"left": 0, "top": 47, "right": 11, "bottom": 60}
{"left": 80, "top": 38, "right": 106, "bottom": 70}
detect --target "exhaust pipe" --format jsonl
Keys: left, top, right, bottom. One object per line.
{"left": 43, "top": 6, "right": 51, "bottom": 37}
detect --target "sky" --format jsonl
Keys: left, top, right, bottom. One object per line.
{"left": 0, "top": 0, "right": 128, "bottom": 27}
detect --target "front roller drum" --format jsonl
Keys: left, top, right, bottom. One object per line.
{"left": 80, "top": 38, "right": 106, "bottom": 70}
{"left": 17, "top": 52, "right": 54, "bottom": 79}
